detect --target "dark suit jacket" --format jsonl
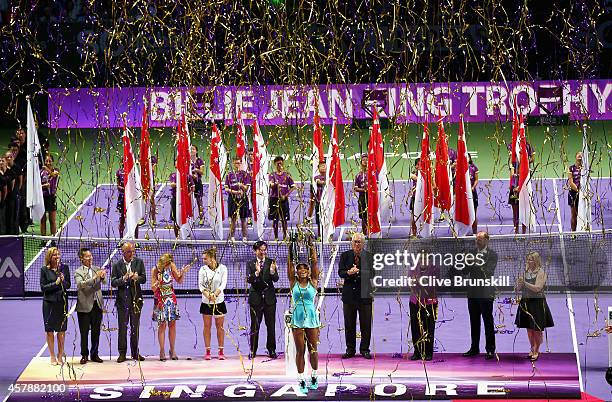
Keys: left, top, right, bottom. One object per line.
{"left": 467, "top": 248, "right": 498, "bottom": 299}
{"left": 246, "top": 257, "right": 279, "bottom": 306}
{"left": 40, "top": 264, "right": 71, "bottom": 302}
{"left": 111, "top": 257, "right": 146, "bottom": 307}
{"left": 338, "top": 249, "right": 373, "bottom": 304}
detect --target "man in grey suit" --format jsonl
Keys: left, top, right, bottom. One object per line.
{"left": 75, "top": 248, "right": 106, "bottom": 364}
{"left": 111, "top": 242, "right": 146, "bottom": 363}
{"left": 246, "top": 241, "right": 279, "bottom": 359}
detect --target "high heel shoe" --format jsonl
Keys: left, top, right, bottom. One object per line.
{"left": 159, "top": 352, "right": 167, "bottom": 361}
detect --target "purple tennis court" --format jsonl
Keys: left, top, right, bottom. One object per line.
{"left": 2, "top": 178, "right": 610, "bottom": 401}
{"left": 45, "top": 177, "right": 612, "bottom": 241}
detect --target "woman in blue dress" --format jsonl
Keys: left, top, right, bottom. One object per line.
{"left": 287, "top": 236, "right": 320, "bottom": 394}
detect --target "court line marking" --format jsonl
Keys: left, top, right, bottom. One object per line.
{"left": 24, "top": 184, "right": 104, "bottom": 273}
{"left": 552, "top": 178, "right": 584, "bottom": 392}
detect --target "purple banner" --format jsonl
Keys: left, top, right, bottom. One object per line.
{"left": 47, "top": 80, "right": 611, "bottom": 129}
{"left": 0, "top": 237, "right": 24, "bottom": 297}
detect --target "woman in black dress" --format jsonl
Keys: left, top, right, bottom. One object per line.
{"left": 515, "top": 251, "right": 554, "bottom": 362}
{"left": 40, "top": 247, "right": 71, "bottom": 365}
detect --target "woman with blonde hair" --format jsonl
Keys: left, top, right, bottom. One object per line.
{"left": 40, "top": 247, "right": 71, "bottom": 365}
{"left": 198, "top": 248, "right": 228, "bottom": 360}
{"left": 515, "top": 251, "right": 554, "bottom": 362}
{"left": 151, "top": 253, "right": 191, "bottom": 361}
{"left": 287, "top": 235, "right": 321, "bottom": 394}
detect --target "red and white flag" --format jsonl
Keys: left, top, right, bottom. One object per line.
{"left": 320, "top": 120, "right": 345, "bottom": 242}
{"left": 208, "top": 123, "right": 227, "bottom": 240}
{"left": 453, "top": 115, "right": 475, "bottom": 236}
{"left": 236, "top": 110, "right": 247, "bottom": 169}
{"left": 517, "top": 115, "right": 536, "bottom": 232}
{"left": 139, "top": 103, "right": 154, "bottom": 205}
{"left": 434, "top": 113, "right": 453, "bottom": 213}
{"left": 509, "top": 102, "right": 519, "bottom": 189}
{"left": 252, "top": 120, "right": 270, "bottom": 239}
{"left": 122, "top": 126, "right": 144, "bottom": 239}
{"left": 414, "top": 122, "right": 434, "bottom": 237}
{"left": 366, "top": 127, "right": 380, "bottom": 235}
{"left": 312, "top": 102, "right": 325, "bottom": 191}
{"left": 367, "top": 107, "right": 392, "bottom": 236}
{"left": 176, "top": 112, "right": 193, "bottom": 239}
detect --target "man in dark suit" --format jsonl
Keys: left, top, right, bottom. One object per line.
{"left": 111, "top": 242, "right": 146, "bottom": 362}
{"left": 246, "top": 241, "right": 279, "bottom": 359}
{"left": 463, "top": 231, "right": 498, "bottom": 360}
{"left": 338, "top": 232, "right": 373, "bottom": 359}
{"left": 75, "top": 248, "right": 106, "bottom": 364}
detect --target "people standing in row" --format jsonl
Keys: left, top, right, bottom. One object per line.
{"left": 169, "top": 170, "right": 194, "bottom": 238}
{"left": 353, "top": 154, "right": 369, "bottom": 236}
{"left": 40, "top": 154, "right": 60, "bottom": 236}
{"left": 199, "top": 248, "right": 228, "bottom": 360}
{"left": 409, "top": 248, "right": 438, "bottom": 361}
{"left": 268, "top": 156, "right": 295, "bottom": 241}
{"left": 111, "top": 242, "right": 146, "bottom": 363}
{"left": 287, "top": 234, "right": 321, "bottom": 394}
{"left": 75, "top": 247, "right": 105, "bottom": 364}
{"left": 515, "top": 251, "right": 554, "bottom": 362}
{"left": 3, "top": 151, "right": 19, "bottom": 234}
{"left": 463, "top": 231, "right": 498, "bottom": 360}
{"left": 226, "top": 155, "right": 251, "bottom": 242}
{"left": 567, "top": 151, "right": 583, "bottom": 232}
{"left": 40, "top": 247, "right": 70, "bottom": 365}
{"left": 307, "top": 161, "right": 326, "bottom": 239}
{"left": 246, "top": 241, "right": 279, "bottom": 359}
{"left": 409, "top": 158, "right": 420, "bottom": 237}
{"left": 152, "top": 253, "right": 191, "bottom": 361}
{"left": 190, "top": 145, "right": 205, "bottom": 225}
{"left": 338, "top": 232, "right": 373, "bottom": 360}
{"left": 468, "top": 153, "right": 479, "bottom": 235}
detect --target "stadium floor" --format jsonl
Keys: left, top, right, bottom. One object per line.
{"left": 1, "top": 294, "right": 610, "bottom": 401}
{"left": 3, "top": 177, "right": 611, "bottom": 400}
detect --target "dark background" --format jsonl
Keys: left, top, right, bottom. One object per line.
{"left": 0, "top": 0, "right": 610, "bottom": 129}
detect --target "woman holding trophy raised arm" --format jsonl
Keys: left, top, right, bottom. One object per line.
{"left": 287, "top": 232, "right": 321, "bottom": 394}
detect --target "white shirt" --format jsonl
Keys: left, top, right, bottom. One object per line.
{"left": 124, "top": 258, "right": 132, "bottom": 274}
{"left": 198, "top": 263, "right": 228, "bottom": 304}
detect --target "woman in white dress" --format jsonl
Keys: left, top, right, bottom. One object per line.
{"left": 198, "top": 248, "right": 228, "bottom": 360}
